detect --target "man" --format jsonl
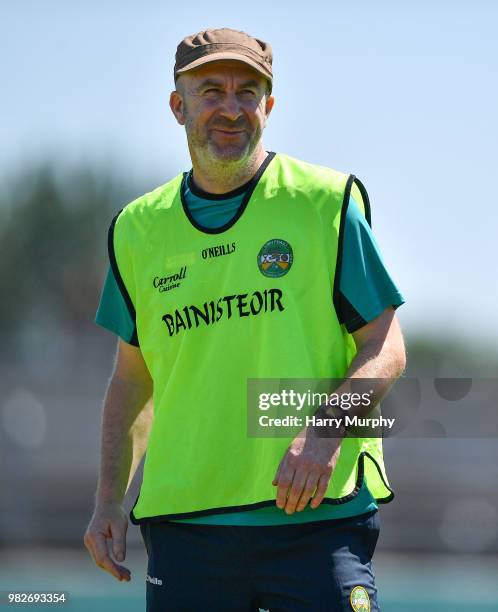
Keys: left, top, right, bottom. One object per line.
{"left": 84, "top": 28, "right": 406, "bottom": 612}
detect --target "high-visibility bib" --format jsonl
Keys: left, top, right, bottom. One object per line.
{"left": 109, "top": 152, "right": 393, "bottom": 522}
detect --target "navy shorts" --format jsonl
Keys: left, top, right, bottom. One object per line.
{"left": 140, "top": 509, "right": 380, "bottom": 611}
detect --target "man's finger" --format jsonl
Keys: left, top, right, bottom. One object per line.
{"left": 310, "top": 474, "right": 330, "bottom": 509}
{"left": 284, "top": 470, "right": 308, "bottom": 514}
{"left": 92, "top": 531, "right": 131, "bottom": 582}
{"left": 84, "top": 530, "right": 106, "bottom": 568}
{"left": 295, "top": 471, "right": 320, "bottom": 512}
{"left": 111, "top": 521, "right": 127, "bottom": 562}
{"left": 275, "top": 466, "right": 295, "bottom": 509}
{"left": 272, "top": 456, "right": 284, "bottom": 487}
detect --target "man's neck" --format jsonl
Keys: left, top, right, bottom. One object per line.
{"left": 190, "top": 147, "right": 268, "bottom": 195}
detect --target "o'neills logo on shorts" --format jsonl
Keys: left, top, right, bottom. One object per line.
{"left": 161, "top": 288, "right": 284, "bottom": 337}
{"left": 153, "top": 266, "right": 187, "bottom": 293}
{"left": 146, "top": 574, "right": 163, "bottom": 586}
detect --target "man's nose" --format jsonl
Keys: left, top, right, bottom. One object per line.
{"left": 219, "top": 92, "right": 242, "bottom": 120}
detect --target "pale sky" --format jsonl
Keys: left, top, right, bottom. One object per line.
{"left": 2, "top": 0, "right": 497, "bottom": 347}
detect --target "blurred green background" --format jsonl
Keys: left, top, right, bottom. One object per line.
{"left": 1, "top": 1, "right": 498, "bottom": 610}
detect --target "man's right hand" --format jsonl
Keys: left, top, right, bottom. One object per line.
{"left": 84, "top": 502, "right": 131, "bottom": 582}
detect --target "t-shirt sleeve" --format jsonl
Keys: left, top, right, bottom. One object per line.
{"left": 334, "top": 185, "right": 405, "bottom": 333}
{"left": 95, "top": 264, "right": 139, "bottom": 346}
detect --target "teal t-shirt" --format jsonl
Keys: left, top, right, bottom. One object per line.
{"left": 95, "top": 167, "right": 405, "bottom": 525}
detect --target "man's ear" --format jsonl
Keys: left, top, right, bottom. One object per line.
{"left": 264, "top": 95, "right": 275, "bottom": 120}
{"left": 170, "top": 90, "right": 186, "bottom": 126}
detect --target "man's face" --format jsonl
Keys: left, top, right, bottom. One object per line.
{"left": 170, "top": 60, "right": 274, "bottom": 164}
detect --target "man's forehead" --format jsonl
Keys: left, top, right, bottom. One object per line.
{"left": 181, "top": 60, "right": 266, "bottom": 87}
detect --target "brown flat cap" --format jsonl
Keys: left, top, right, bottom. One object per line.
{"left": 174, "top": 28, "right": 273, "bottom": 90}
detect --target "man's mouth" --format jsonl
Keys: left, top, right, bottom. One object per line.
{"left": 211, "top": 129, "right": 245, "bottom": 134}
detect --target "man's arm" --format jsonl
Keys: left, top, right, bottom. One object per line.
{"left": 348, "top": 304, "right": 406, "bottom": 382}
{"left": 273, "top": 306, "right": 406, "bottom": 514}
{"left": 84, "top": 339, "right": 153, "bottom": 582}
{"left": 324, "top": 304, "right": 407, "bottom": 421}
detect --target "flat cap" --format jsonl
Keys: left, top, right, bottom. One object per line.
{"left": 174, "top": 28, "right": 273, "bottom": 90}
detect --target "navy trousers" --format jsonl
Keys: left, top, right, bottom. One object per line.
{"left": 140, "top": 509, "right": 381, "bottom": 611}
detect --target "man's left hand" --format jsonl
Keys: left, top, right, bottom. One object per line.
{"left": 272, "top": 425, "right": 343, "bottom": 514}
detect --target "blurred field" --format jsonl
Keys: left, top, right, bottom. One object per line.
{"left": 2, "top": 547, "right": 497, "bottom": 611}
